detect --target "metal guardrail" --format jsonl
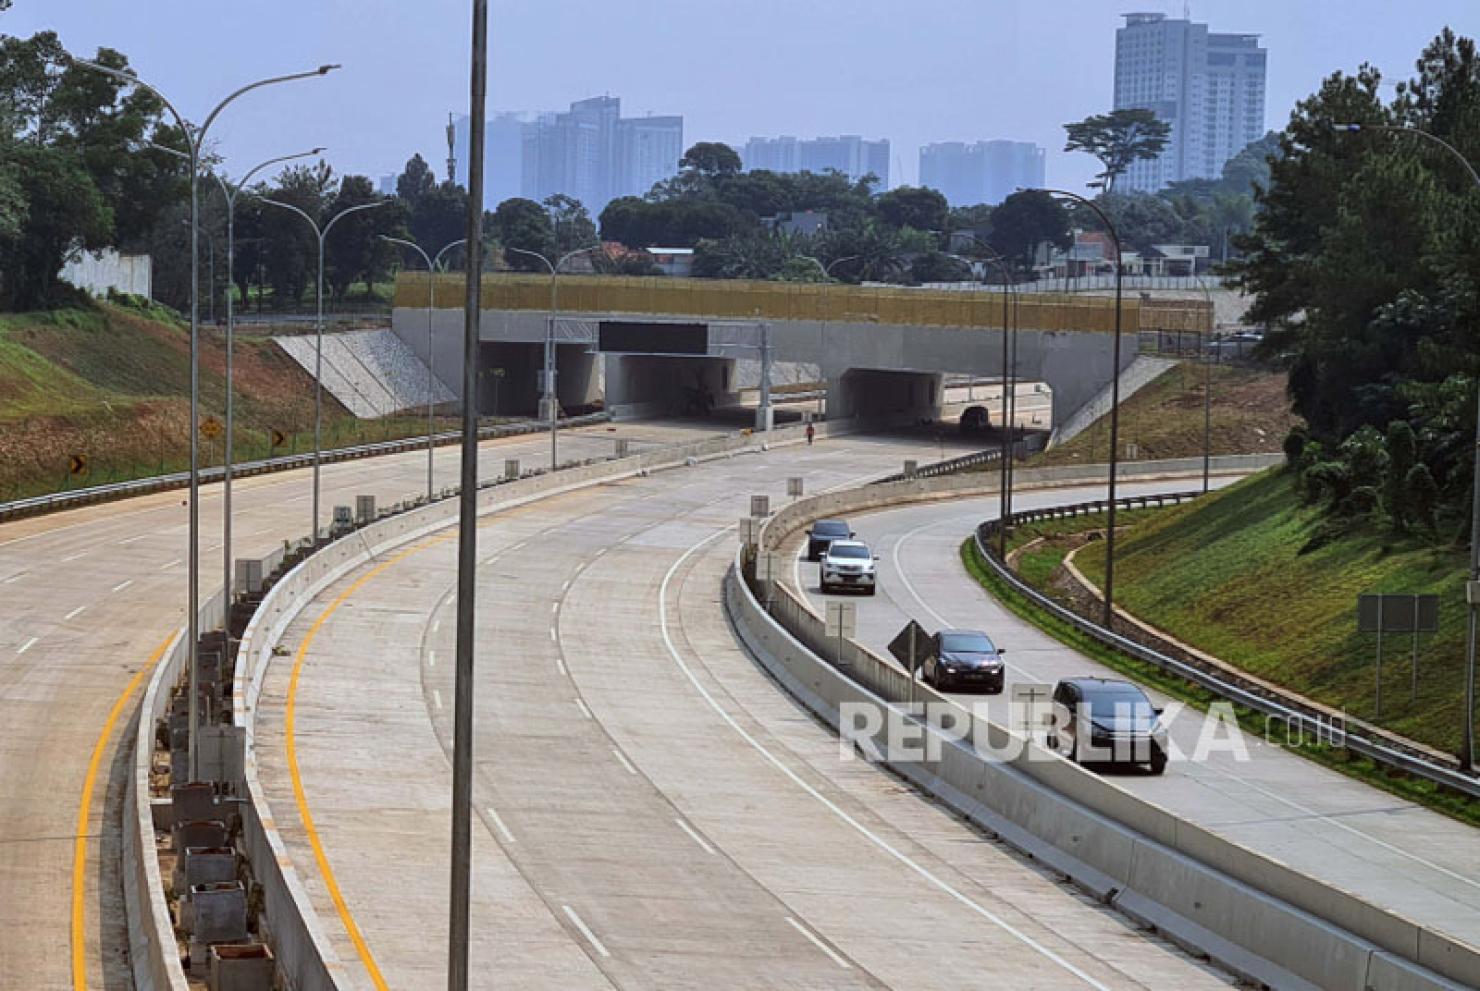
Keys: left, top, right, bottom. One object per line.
{"left": 975, "top": 496, "right": 1480, "bottom": 801}
{"left": 873, "top": 447, "right": 1002, "bottom": 483}
{"left": 0, "top": 412, "right": 612, "bottom": 524}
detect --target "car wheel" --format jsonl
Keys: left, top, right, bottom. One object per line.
{"left": 865, "top": 585, "right": 876, "bottom": 596}
{"left": 1150, "top": 746, "right": 1168, "bottom": 776}
{"left": 1069, "top": 738, "right": 1080, "bottom": 764}
{"left": 987, "top": 679, "right": 1004, "bottom": 695}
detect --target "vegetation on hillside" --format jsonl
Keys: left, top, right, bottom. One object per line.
{"left": 1233, "top": 29, "right": 1480, "bottom": 540}
{"left": 1033, "top": 361, "right": 1300, "bottom": 466}
{"left": 0, "top": 300, "right": 452, "bottom": 501}
{"left": 1074, "top": 470, "right": 1470, "bottom": 756}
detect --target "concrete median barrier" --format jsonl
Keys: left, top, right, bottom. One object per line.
{"left": 728, "top": 460, "right": 1476, "bottom": 991}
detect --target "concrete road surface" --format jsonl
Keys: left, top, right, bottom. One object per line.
{"left": 782, "top": 491, "right": 1480, "bottom": 960}
{"left": 256, "top": 434, "right": 1230, "bottom": 989}
{"left": 0, "top": 417, "right": 736, "bottom": 989}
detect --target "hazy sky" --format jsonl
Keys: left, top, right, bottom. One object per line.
{"left": 6, "top": 1, "right": 1475, "bottom": 195}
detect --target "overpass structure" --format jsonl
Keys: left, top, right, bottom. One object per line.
{"left": 392, "top": 274, "right": 1209, "bottom": 428}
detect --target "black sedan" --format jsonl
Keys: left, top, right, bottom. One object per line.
{"left": 923, "top": 629, "right": 1006, "bottom": 694}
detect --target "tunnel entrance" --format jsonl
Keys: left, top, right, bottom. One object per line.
{"left": 828, "top": 368, "right": 943, "bottom": 423}
{"left": 603, "top": 355, "right": 738, "bottom": 419}
{"left": 477, "top": 342, "right": 598, "bottom": 417}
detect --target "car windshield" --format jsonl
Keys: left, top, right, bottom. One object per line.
{"left": 940, "top": 632, "right": 994, "bottom": 653}
{"left": 813, "top": 521, "right": 849, "bottom": 536}
{"left": 828, "top": 544, "right": 870, "bottom": 559}
{"left": 1079, "top": 684, "right": 1153, "bottom": 716}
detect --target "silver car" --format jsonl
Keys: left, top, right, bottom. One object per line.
{"left": 819, "top": 539, "right": 877, "bottom": 595}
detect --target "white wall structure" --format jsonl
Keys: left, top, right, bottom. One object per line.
{"left": 60, "top": 247, "right": 152, "bottom": 299}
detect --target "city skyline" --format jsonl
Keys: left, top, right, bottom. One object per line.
{"left": 6, "top": 1, "right": 1472, "bottom": 196}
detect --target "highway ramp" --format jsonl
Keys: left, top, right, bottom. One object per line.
{"left": 0, "top": 417, "right": 733, "bottom": 989}
{"left": 253, "top": 434, "right": 1231, "bottom": 988}
{"left": 780, "top": 491, "right": 1480, "bottom": 962}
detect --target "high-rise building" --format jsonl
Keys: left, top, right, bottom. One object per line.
{"left": 741, "top": 135, "right": 890, "bottom": 186}
{"left": 918, "top": 140, "right": 1046, "bottom": 205}
{"left": 1113, "top": 12, "right": 1266, "bottom": 193}
{"left": 452, "top": 98, "right": 683, "bottom": 214}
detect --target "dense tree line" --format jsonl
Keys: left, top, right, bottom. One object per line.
{"left": 1236, "top": 29, "right": 1480, "bottom": 539}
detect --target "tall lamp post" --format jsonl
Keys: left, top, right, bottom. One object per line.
{"left": 1334, "top": 121, "right": 1480, "bottom": 770}
{"left": 74, "top": 59, "right": 339, "bottom": 789}
{"left": 505, "top": 244, "right": 602, "bottom": 469}
{"left": 1039, "top": 188, "right": 1125, "bottom": 628}
{"left": 1191, "top": 273, "right": 1215, "bottom": 493}
{"left": 258, "top": 197, "right": 391, "bottom": 544}
{"left": 945, "top": 241, "right": 1018, "bottom": 554}
{"left": 156, "top": 144, "right": 324, "bottom": 611}
{"left": 380, "top": 235, "right": 468, "bottom": 501}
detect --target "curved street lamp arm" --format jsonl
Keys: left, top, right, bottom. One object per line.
{"left": 322, "top": 199, "right": 391, "bottom": 240}
{"left": 198, "top": 66, "right": 340, "bottom": 140}
{"left": 556, "top": 243, "right": 603, "bottom": 272}
{"left": 258, "top": 196, "right": 321, "bottom": 238}
{"left": 1335, "top": 123, "right": 1480, "bottom": 190}
{"left": 504, "top": 246, "right": 556, "bottom": 274}
{"left": 432, "top": 239, "right": 469, "bottom": 271}
{"left": 1036, "top": 187, "right": 1122, "bottom": 262}
{"left": 72, "top": 60, "right": 193, "bottom": 152}
{"left": 380, "top": 235, "right": 433, "bottom": 270}
{"left": 235, "top": 148, "right": 326, "bottom": 199}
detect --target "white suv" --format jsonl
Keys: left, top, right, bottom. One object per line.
{"left": 820, "top": 540, "right": 877, "bottom": 595}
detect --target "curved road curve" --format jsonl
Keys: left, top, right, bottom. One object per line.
{"left": 256, "top": 435, "right": 1232, "bottom": 989}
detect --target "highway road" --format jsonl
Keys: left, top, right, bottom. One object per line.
{"left": 0, "top": 418, "right": 739, "bottom": 990}
{"left": 254, "top": 434, "right": 1231, "bottom": 989}
{"left": 781, "top": 493, "right": 1480, "bottom": 962}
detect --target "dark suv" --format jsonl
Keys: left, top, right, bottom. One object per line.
{"left": 1048, "top": 677, "right": 1168, "bottom": 774}
{"left": 806, "top": 519, "right": 853, "bottom": 561}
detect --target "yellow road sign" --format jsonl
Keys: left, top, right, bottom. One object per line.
{"left": 270, "top": 429, "right": 287, "bottom": 448}
{"left": 200, "top": 416, "right": 223, "bottom": 440}
{"left": 68, "top": 454, "right": 87, "bottom": 476}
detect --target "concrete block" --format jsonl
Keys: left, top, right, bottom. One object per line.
{"left": 173, "top": 818, "right": 228, "bottom": 853}
{"left": 149, "top": 796, "right": 173, "bottom": 832}
{"left": 176, "top": 846, "right": 237, "bottom": 895}
{"left": 171, "top": 782, "right": 217, "bottom": 824}
{"left": 188, "top": 880, "right": 247, "bottom": 943}
{"left": 209, "top": 943, "right": 275, "bottom": 991}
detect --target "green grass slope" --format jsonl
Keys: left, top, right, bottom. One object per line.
{"left": 1075, "top": 469, "right": 1470, "bottom": 755}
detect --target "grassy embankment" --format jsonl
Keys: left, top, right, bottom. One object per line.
{"left": 1074, "top": 469, "right": 1471, "bottom": 756}
{"left": 0, "top": 298, "right": 455, "bottom": 502}
{"left": 1030, "top": 360, "right": 1300, "bottom": 466}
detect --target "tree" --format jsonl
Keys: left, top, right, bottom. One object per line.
{"left": 396, "top": 153, "right": 437, "bottom": 206}
{"left": 490, "top": 197, "right": 555, "bottom": 269}
{"left": 1063, "top": 109, "right": 1171, "bottom": 193}
{"left": 986, "top": 190, "right": 1070, "bottom": 272}
{"left": 260, "top": 161, "right": 335, "bottom": 307}
{"left": 323, "top": 176, "right": 400, "bottom": 301}
{"left": 1384, "top": 420, "right": 1417, "bottom": 530}
{"left": 0, "top": 144, "right": 111, "bottom": 309}
{"left": 543, "top": 194, "right": 597, "bottom": 255}
{"left": 678, "top": 141, "right": 742, "bottom": 177}
{"left": 875, "top": 185, "right": 949, "bottom": 232}
{"left": 408, "top": 182, "right": 468, "bottom": 261}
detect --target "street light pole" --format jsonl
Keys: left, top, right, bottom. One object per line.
{"left": 506, "top": 244, "right": 601, "bottom": 469}
{"left": 945, "top": 238, "right": 1017, "bottom": 556}
{"left": 381, "top": 235, "right": 468, "bottom": 501}
{"left": 1334, "top": 121, "right": 1480, "bottom": 770}
{"left": 1041, "top": 188, "right": 1125, "bottom": 628}
{"left": 450, "top": 3, "right": 489, "bottom": 986}
{"left": 75, "top": 59, "right": 339, "bottom": 787}
{"left": 1191, "top": 273, "right": 1215, "bottom": 492}
{"left": 259, "top": 197, "right": 390, "bottom": 545}
{"left": 157, "top": 144, "right": 324, "bottom": 614}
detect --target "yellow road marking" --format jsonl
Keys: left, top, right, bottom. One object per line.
{"left": 73, "top": 633, "right": 174, "bottom": 991}
{"left": 285, "top": 541, "right": 437, "bottom": 990}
